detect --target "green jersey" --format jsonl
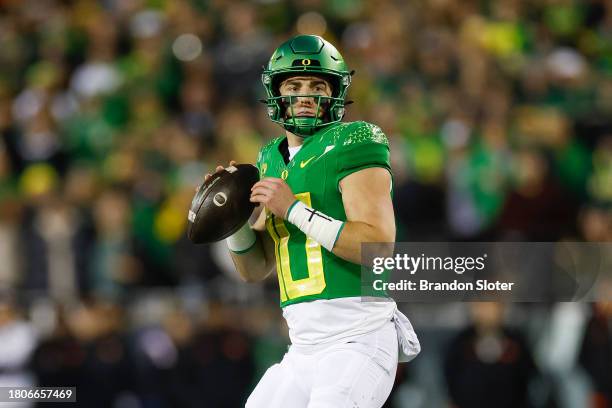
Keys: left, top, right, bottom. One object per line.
{"left": 256, "top": 121, "right": 392, "bottom": 307}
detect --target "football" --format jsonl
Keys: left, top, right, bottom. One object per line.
{"left": 188, "top": 164, "right": 260, "bottom": 244}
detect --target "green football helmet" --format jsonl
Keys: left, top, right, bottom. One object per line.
{"left": 261, "top": 35, "right": 352, "bottom": 137}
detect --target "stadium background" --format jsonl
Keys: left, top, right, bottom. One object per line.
{"left": 0, "top": 0, "right": 611, "bottom": 407}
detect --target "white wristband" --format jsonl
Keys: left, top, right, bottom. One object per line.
{"left": 286, "top": 200, "right": 344, "bottom": 252}
{"left": 226, "top": 222, "right": 257, "bottom": 253}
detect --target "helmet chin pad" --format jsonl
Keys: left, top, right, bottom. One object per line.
{"left": 282, "top": 116, "right": 325, "bottom": 137}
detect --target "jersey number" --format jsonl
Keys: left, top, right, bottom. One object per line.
{"left": 267, "top": 192, "right": 326, "bottom": 302}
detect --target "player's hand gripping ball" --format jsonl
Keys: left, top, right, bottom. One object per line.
{"left": 188, "top": 163, "right": 259, "bottom": 244}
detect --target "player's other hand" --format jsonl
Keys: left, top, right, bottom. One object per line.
{"left": 250, "top": 178, "right": 296, "bottom": 219}
{"left": 196, "top": 160, "right": 237, "bottom": 192}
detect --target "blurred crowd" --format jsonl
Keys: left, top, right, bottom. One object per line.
{"left": 0, "top": 0, "right": 611, "bottom": 407}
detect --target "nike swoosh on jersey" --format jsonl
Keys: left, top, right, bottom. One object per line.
{"left": 300, "top": 156, "right": 316, "bottom": 168}
{"left": 300, "top": 145, "right": 335, "bottom": 168}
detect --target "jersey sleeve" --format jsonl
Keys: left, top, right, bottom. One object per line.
{"left": 335, "top": 121, "right": 391, "bottom": 188}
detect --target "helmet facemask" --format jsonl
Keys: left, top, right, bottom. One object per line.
{"left": 273, "top": 75, "right": 345, "bottom": 136}
{"left": 263, "top": 76, "right": 350, "bottom": 137}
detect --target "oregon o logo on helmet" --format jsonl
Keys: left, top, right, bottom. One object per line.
{"left": 301, "top": 59, "right": 311, "bottom": 66}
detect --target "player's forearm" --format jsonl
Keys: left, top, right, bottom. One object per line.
{"left": 332, "top": 221, "right": 395, "bottom": 264}
{"left": 229, "top": 231, "right": 273, "bottom": 282}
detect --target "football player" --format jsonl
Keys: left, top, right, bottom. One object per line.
{"left": 206, "top": 35, "right": 420, "bottom": 408}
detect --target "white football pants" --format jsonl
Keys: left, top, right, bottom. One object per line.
{"left": 245, "top": 321, "right": 398, "bottom": 408}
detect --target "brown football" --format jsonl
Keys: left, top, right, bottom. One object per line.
{"left": 188, "top": 164, "right": 259, "bottom": 244}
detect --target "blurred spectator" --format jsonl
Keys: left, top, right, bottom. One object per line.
{"left": 0, "top": 291, "right": 37, "bottom": 408}
{"left": 20, "top": 191, "right": 93, "bottom": 303}
{"left": 129, "top": 301, "right": 255, "bottom": 407}
{"left": 213, "top": 3, "right": 272, "bottom": 101}
{"left": 90, "top": 187, "right": 141, "bottom": 298}
{"left": 580, "top": 301, "right": 612, "bottom": 408}
{"left": 496, "top": 148, "right": 579, "bottom": 240}
{"left": 31, "top": 299, "right": 133, "bottom": 408}
{"left": 444, "top": 302, "right": 537, "bottom": 408}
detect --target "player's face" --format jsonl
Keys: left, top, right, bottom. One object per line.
{"left": 279, "top": 76, "right": 332, "bottom": 118}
